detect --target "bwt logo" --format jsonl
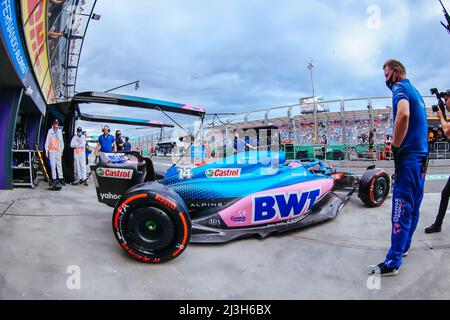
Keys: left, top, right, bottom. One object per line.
{"left": 252, "top": 189, "right": 321, "bottom": 223}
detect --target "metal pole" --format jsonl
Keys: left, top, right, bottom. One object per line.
{"left": 340, "top": 100, "right": 346, "bottom": 145}
{"left": 307, "top": 61, "right": 318, "bottom": 145}
{"left": 368, "top": 99, "right": 374, "bottom": 130}
{"left": 105, "top": 80, "right": 140, "bottom": 93}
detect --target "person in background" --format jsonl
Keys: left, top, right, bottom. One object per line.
{"left": 45, "top": 119, "right": 65, "bottom": 186}
{"left": 150, "top": 145, "right": 155, "bottom": 156}
{"left": 83, "top": 131, "right": 92, "bottom": 165}
{"left": 233, "top": 133, "right": 256, "bottom": 154}
{"left": 70, "top": 127, "right": 88, "bottom": 186}
{"left": 384, "top": 134, "right": 392, "bottom": 161}
{"left": 369, "top": 128, "right": 375, "bottom": 159}
{"left": 202, "top": 139, "right": 211, "bottom": 158}
{"left": 437, "top": 128, "right": 446, "bottom": 142}
{"left": 95, "top": 125, "right": 116, "bottom": 154}
{"left": 426, "top": 89, "right": 450, "bottom": 234}
{"left": 124, "top": 137, "right": 132, "bottom": 152}
{"left": 115, "top": 130, "right": 125, "bottom": 152}
{"left": 428, "top": 131, "right": 435, "bottom": 144}
{"left": 321, "top": 134, "right": 328, "bottom": 159}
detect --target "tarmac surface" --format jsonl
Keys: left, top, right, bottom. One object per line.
{"left": 0, "top": 159, "right": 450, "bottom": 300}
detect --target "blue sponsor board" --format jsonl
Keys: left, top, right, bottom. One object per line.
{"left": 0, "top": 0, "right": 29, "bottom": 80}
{"left": 0, "top": 0, "right": 45, "bottom": 115}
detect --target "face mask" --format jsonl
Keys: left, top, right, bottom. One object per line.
{"left": 77, "top": 132, "right": 82, "bottom": 137}
{"left": 385, "top": 71, "right": 396, "bottom": 91}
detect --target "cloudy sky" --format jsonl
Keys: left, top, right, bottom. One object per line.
{"left": 75, "top": 0, "right": 450, "bottom": 136}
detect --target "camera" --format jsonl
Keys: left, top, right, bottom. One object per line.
{"left": 431, "top": 88, "right": 447, "bottom": 120}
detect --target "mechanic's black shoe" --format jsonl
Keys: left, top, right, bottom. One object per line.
{"left": 49, "top": 180, "right": 62, "bottom": 191}
{"left": 367, "top": 263, "right": 399, "bottom": 277}
{"left": 59, "top": 179, "right": 66, "bottom": 186}
{"left": 425, "top": 223, "right": 442, "bottom": 234}
{"left": 71, "top": 180, "right": 79, "bottom": 186}
{"left": 81, "top": 179, "right": 89, "bottom": 186}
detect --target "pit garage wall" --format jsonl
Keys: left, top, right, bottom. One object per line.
{"left": 0, "top": 0, "right": 46, "bottom": 113}
{"left": 0, "top": 0, "right": 46, "bottom": 189}
{"left": 0, "top": 89, "right": 23, "bottom": 189}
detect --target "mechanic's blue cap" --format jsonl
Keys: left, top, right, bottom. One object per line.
{"left": 53, "top": 119, "right": 59, "bottom": 125}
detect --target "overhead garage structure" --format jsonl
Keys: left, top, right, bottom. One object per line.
{"left": 0, "top": 0, "right": 98, "bottom": 189}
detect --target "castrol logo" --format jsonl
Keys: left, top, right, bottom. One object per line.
{"left": 96, "top": 168, "right": 133, "bottom": 180}
{"left": 205, "top": 168, "right": 242, "bottom": 178}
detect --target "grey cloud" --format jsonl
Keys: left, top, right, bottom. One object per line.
{"left": 75, "top": 0, "right": 450, "bottom": 133}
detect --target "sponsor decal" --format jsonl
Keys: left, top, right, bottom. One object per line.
{"left": 100, "top": 192, "right": 122, "bottom": 201}
{"left": 120, "top": 243, "right": 160, "bottom": 263}
{"left": 189, "top": 201, "right": 226, "bottom": 209}
{"left": 155, "top": 195, "right": 177, "bottom": 210}
{"left": 230, "top": 216, "right": 246, "bottom": 223}
{"left": 393, "top": 198, "right": 405, "bottom": 224}
{"left": 205, "top": 168, "right": 242, "bottom": 178}
{"left": 182, "top": 104, "right": 205, "bottom": 113}
{"left": 0, "top": 0, "right": 29, "bottom": 79}
{"left": 96, "top": 168, "right": 133, "bottom": 180}
{"left": 392, "top": 197, "right": 406, "bottom": 235}
{"left": 21, "top": 0, "right": 56, "bottom": 103}
{"left": 252, "top": 189, "right": 321, "bottom": 223}
{"left": 208, "top": 218, "right": 221, "bottom": 226}
{"left": 177, "top": 167, "right": 193, "bottom": 180}
{"left": 231, "top": 210, "right": 247, "bottom": 223}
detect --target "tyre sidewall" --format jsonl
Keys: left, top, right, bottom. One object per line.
{"left": 112, "top": 187, "right": 191, "bottom": 263}
{"left": 359, "top": 169, "right": 391, "bottom": 207}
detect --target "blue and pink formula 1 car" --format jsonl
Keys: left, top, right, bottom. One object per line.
{"left": 72, "top": 91, "right": 390, "bottom": 264}
{"left": 93, "top": 151, "right": 390, "bottom": 263}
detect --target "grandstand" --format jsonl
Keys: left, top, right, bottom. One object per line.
{"left": 129, "top": 95, "right": 444, "bottom": 160}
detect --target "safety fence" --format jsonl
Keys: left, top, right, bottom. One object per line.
{"left": 128, "top": 95, "right": 446, "bottom": 161}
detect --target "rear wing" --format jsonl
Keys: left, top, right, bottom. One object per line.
{"left": 73, "top": 91, "right": 206, "bottom": 117}
{"left": 78, "top": 112, "right": 174, "bottom": 128}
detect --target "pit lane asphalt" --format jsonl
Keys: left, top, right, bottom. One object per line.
{"left": 0, "top": 160, "right": 449, "bottom": 299}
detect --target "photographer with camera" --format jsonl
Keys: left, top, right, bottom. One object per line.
{"left": 425, "top": 90, "right": 450, "bottom": 234}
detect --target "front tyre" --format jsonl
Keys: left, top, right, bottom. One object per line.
{"left": 358, "top": 169, "right": 390, "bottom": 207}
{"left": 112, "top": 183, "right": 191, "bottom": 263}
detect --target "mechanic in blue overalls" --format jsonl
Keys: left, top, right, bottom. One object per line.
{"left": 369, "top": 59, "right": 429, "bottom": 276}
{"left": 95, "top": 125, "right": 117, "bottom": 155}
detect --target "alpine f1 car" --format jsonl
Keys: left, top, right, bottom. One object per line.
{"left": 71, "top": 92, "right": 391, "bottom": 264}
{"left": 92, "top": 150, "right": 390, "bottom": 264}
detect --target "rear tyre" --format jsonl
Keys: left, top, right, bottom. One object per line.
{"left": 358, "top": 169, "right": 390, "bottom": 207}
{"left": 112, "top": 183, "right": 191, "bottom": 263}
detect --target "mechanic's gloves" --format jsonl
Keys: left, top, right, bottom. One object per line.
{"left": 392, "top": 146, "right": 399, "bottom": 160}
{"left": 392, "top": 146, "right": 401, "bottom": 173}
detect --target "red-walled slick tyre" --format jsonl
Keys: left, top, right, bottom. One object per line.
{"left": 358, "top": 168, "right": 391, "bottom": 208}
{"left": 112, "top": 183, "right": 191, "bottom": 263}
